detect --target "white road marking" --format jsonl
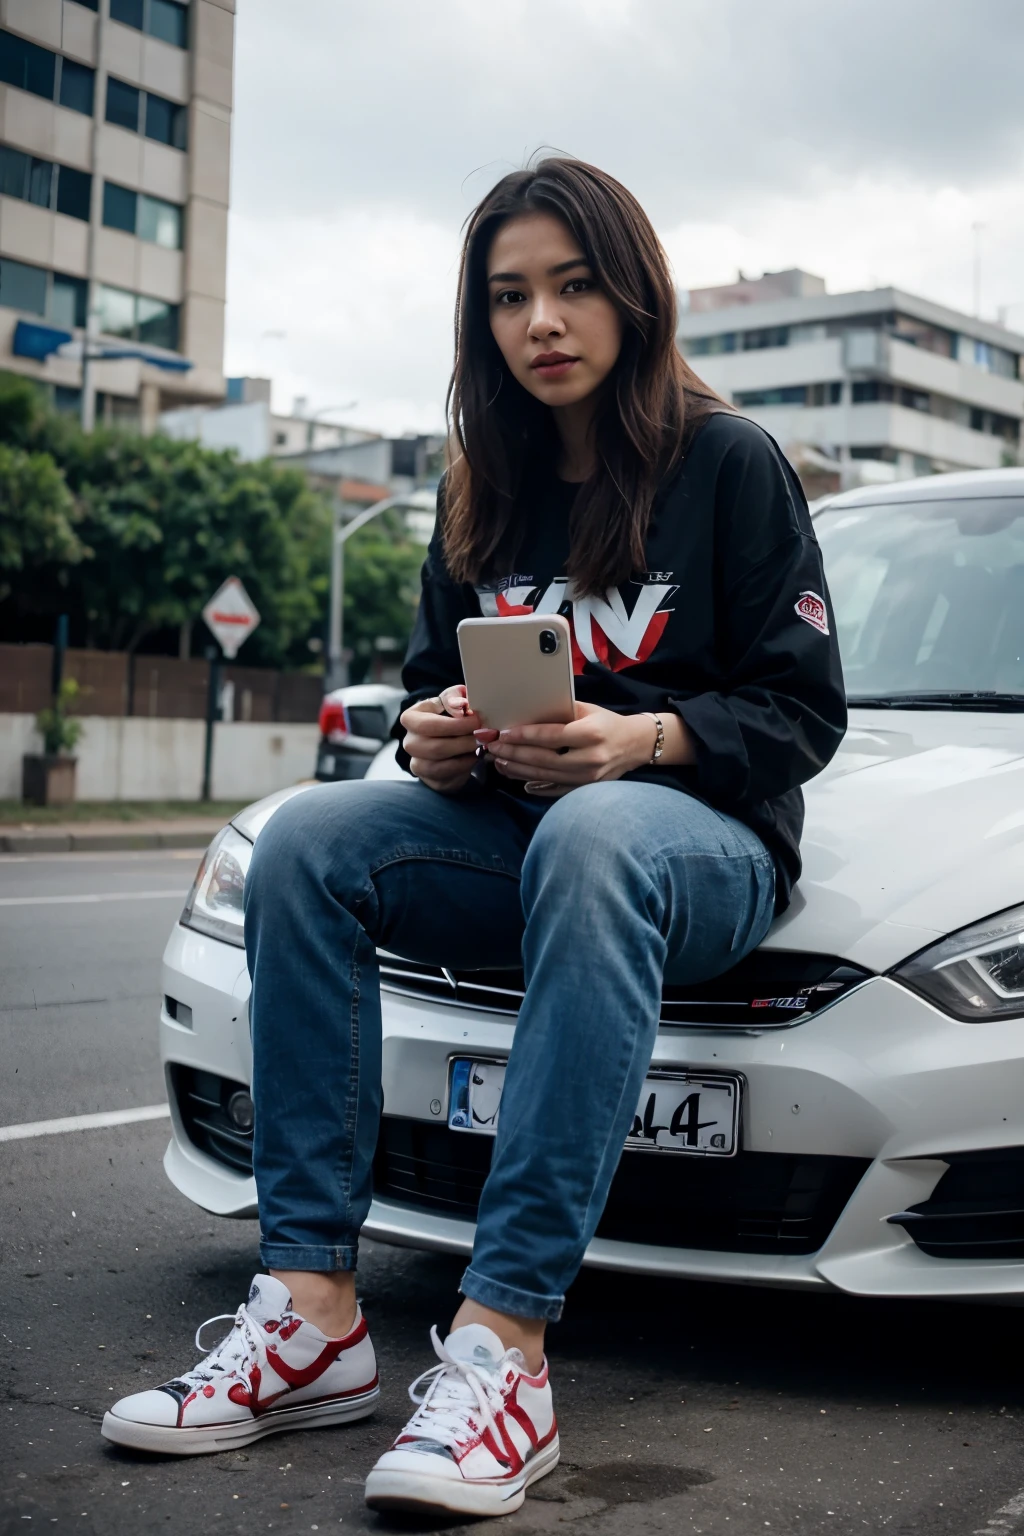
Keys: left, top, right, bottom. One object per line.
{"left": 0, "top": 1104, "right": 171, "bottom": 1143}
{"left": 0, "top": 889, "right": 186, "bottom": 907}
{"left": 975, "top": 1491, "right": 1024, "bottom": 1534}
{"left": 0, "top": 849, "right": 201, "bottom": 865}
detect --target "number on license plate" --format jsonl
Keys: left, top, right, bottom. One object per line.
{"left": 448, "top": 1059, "right": 740, "bottom": 1157}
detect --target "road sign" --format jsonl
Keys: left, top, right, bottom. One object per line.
{"left": 202, "top": 577, "right": 261, "bottom": 659}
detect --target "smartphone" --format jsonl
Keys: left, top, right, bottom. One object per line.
{"left": 457, "top": 613, "right": 576, "bottom": 731}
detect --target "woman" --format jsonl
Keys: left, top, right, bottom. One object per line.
{"left": 102, "top": 159, "right": 846, "bottom": 1517}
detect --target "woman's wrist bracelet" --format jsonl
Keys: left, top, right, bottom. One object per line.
{"left": 647, "top": 712, "right": 665, "bottom": 764}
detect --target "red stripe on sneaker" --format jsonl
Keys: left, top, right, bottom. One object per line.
{"left": 502, "top": 1377, "right": 540, "bottom": 1451}
{"left": 265, "top": 1320, "right": 367, "bottom": 1390}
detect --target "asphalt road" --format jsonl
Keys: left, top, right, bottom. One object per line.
{"left": 3, "top": 849, "right": 1024, "bottom": 1536}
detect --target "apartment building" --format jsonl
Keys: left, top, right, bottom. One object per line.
{"left": 678, "top": 270, "right": 1024, "bottom": 488}
{"left": 0, "top": 0, "right": 232, "bottom": 430}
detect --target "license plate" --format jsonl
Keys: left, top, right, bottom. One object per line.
{"left": 448, "top": 1059, "right": 741, "bottom": 1157}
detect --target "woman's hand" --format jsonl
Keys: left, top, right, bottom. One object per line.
{"left": 479, "top": 703, "right": 667, "bottom": 788}
{"left": 400, "top": 686, "right": 481, "bottom": 795}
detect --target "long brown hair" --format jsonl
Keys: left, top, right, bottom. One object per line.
{"left": 444, "top": 156, "right": 728, "bottom": 596}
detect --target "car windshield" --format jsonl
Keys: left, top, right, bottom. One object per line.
{"left": 815, "top": 495, "right": 1024, "bottom": 704}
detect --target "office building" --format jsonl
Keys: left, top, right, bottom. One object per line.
{"left": 0, "top": 0, "right": 232, "bottom": 429}
{"left": 678, "top": 270, "right": 1024, "bottom": 491}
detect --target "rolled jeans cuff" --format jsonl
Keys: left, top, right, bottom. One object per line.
{"left": 459, "top": 1265, "right": 564, "bottom": 1323}
{"left": 258, "top": 1241, "right": 358, "bottom": 1273}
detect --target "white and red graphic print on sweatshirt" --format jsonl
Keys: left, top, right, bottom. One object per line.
{"left": 476, "top": 572, "right": 679, "bottom": 675}
{"left": 365, "top": 1323, "right": 559, "bottom": 1517}
{"left": 102, "top": 1274, "right": 379, "bottom": 1454}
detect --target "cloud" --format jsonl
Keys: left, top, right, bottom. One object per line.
{"left": 226, "top": 206, "right": 459, "bottom": 434}
{"left": 223, "top": 0, "right": 1024, "bottom": 429}
{"left": 231, "top": 0, "right": 1024, "bottom": 224}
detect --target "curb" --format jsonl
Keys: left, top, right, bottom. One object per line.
{"left": 0, "top": 827, "right": 217, "bottom": 855}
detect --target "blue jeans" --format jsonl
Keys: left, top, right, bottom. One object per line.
{"left": 243, "top": 777, "right": 775, "bottom": 1322}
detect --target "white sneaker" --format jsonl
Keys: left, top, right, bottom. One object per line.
{"left": 364, "top": 1323, "right": 559, "bottom": 1517}
{"left": 101, "top": 1274, "right": 379, "bottom": 1455}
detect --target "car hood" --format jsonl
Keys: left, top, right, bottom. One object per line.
{"left": 231, "top": 781, "right": 317, "bottom": 842}
{"left": 767, "top": 709, "right": 1024, "bottom": 970}
{"left": 232, "top": 713, "right": 1024, "bottom": 975}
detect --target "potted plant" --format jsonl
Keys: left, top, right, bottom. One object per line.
{"left": 23, "top": 678, "right": 84, "bottom": 806}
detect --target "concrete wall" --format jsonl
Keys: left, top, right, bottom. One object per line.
{"left": 0, "top": 715, "right": 319, "bottom": 803}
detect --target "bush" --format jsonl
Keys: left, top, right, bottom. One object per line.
{"left": 35, "top": 678, "right": 84, "bottom": 756}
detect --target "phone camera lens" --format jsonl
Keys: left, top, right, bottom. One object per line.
{"left": 538, "top": 629, "right": 558, "bottom": 655}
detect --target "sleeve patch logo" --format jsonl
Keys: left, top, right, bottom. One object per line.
{"left": 795, "top": 591, "right": 829, "bottom": 635}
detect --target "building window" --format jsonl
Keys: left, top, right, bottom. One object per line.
{"left": 807, "top": 382, "right": 842, "bottom": 406}
{"left": 742, "top": 325, "right": 790, "bottom": 351}
{"left": 685, "top": 332, "right": 738, "bottom": 357}
{"left": 0, "top": 257, "right": 86, "bottom": 327}
{"left": 96, "top": 282, "right": 179, "bottom": 351}
{"left": 852, "top": 381, "right": 893, "bottom": 404}
{"left": 956, "top": 334, "right": 1018, "bottom": 380}
{"left": 110, "top": 0, "right": 188, "bottom": 49}
{"left": 144, "top": 92, "right": 187, "bottom": 148}
{"left": 734, "top": 385, "right": 811, "bottom": 407}
{"left": 0, "top": 29, "right": 55, "bottom": 98}
{"left": 138, "top": 191, "right": 181, "bottom": 247}
{"left": 102, "top": 180, "right": 136, "bottom": 233}
{"left": 105, "top": 76, "right": 140, "bottom": 130}
{"left": 102, "top": 181, "right": 183, "bottom": 248}
{"left": 849, "top": 445, "right": 898, "bottom": 463}
{"left": 59, "top": 58, "right": 94, "bottom": 114}
{"left": 57, "top": 165, "right": 91, "bottom": 220}
{"left": 0, "top": 29, "right": 95, "bottom": 114}
{"left": 0, "top": 255, "right": 47, "bottom": 315}
{"left": 53, "top": 385, "right": 83, "bottom": 412}
{"left": 51, "top": 271, "right": 87, "bottom": 328}
{"left": 69, "top": 0, "right": 98, "bottom": 8}
{"left": 106, "top": 76, "right": 187, "bottom": 148}
{"left": 0, "top": 146, "right": 92, "bottom": 221}
{"left": 892, "top": 315, "right": 956, "bottom": 359}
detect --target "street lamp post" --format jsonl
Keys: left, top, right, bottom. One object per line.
{"left": 326, "top": 489, "right": 437, "bottom": 691}
{"left": 305, "top": 401, "right": 358, "bottom": 449}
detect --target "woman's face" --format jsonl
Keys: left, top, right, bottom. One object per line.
{"left": 487, "top": 212, "right": 623, "bottom": 411}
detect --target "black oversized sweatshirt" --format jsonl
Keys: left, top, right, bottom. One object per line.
{"left": 395, "top": 412, "right": 847, "bottom": 912}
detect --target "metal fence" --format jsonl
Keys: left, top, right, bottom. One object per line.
{"left": 0, "top": 645, "right": 323, "bottom": 723}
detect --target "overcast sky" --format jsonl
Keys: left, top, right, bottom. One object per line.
{"left": 222, "top": 0, "right": 1024, "bottom": 436}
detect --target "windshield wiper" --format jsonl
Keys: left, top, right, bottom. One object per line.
{"left": 848, "top": 691, "right": 1024, "bottom": 712}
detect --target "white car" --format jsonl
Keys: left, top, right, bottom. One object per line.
{"left": 161, "top": 467, "right": 1024, "bottom": 1303}
{"left": 314, "top": 682, "right": 404, "bottom": 783}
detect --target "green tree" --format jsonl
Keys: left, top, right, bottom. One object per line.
{"left": 0, "top": 441, "right": 84, "bottom": 604}
{"left": 343, "top": 516, "right": 424, "bottom": 682}
{"left": 0, "top": 372, "right": 426, "bottom": 672}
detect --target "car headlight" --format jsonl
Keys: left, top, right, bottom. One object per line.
{"left": 180, "top": 826, "right": 253, "bottom": 948}
{"left": 894, "top": 902, "right": 1024, "bottom": 1021}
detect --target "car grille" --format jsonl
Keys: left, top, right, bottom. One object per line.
{"left": 378, "top": 950, "right": 871, "bottom": 1028}
{"left": 373, "top": 1118, "right": 870, "bottom": 1256}
{"left": 888, "top": 1148, "right": 1024, "bottom": 1259}
{"left": 170, "top": 1065, "right": 254, "bottom": 1175}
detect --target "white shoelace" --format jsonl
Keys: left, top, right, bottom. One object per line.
{"left": 175, "top": 1304, "right": 267, "bottom": 1386}
{"left": 403, "top": 1326, "right": 509, "bottom": 1452}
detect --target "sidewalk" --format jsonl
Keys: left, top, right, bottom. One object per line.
{"left": 0, "top": 817, "right": 227, "bottom": 854}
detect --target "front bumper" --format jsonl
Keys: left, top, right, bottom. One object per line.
{"left": 159, "top": 921, "right": 1024, "bottom": 1300}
